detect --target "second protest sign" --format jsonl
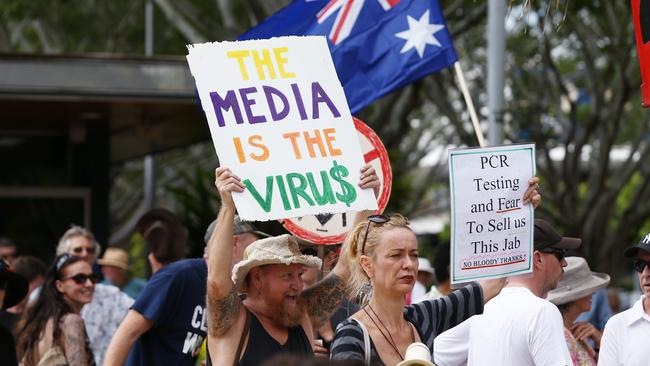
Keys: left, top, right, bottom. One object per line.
{"left": 449, "top": 144, "right": 536, "bottom": 284}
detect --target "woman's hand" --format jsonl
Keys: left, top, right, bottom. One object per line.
{"left": 523, "top": 177, "right": 541, "bottom": 208}
{"left": 571, "top": 321, "right": 602, "bottom": 348}
{"left": 358, "top": 164, "right": 380, "bottom": 198}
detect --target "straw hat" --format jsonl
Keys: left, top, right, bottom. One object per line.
{"left": 396, "top": 342, "right": 436, "bottom": 366}
{"left": 97, "top": 247, "right": 130, "bottom": 270}
{"left": 545, "top": 257, "right": 610, "bottom": 305}
{"left": 231, "top": 234, "right": 322, "bottom": 290}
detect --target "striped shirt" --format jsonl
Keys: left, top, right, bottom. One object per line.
{"left": 330, "top": 283, "right": 483, "bottom": 365}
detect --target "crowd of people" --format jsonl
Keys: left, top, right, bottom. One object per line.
{"left": 0, "top": 163, "right": 649, "bottom": 366}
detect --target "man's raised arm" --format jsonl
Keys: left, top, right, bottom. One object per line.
{"left": 299, "top": 164, "right": 379, "bottom": 329}
{"left": 206, "top": 167, "right": 244, "bottom": 336}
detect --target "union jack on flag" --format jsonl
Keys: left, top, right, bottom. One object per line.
{"left": 239, "top": 0, "right": 457, "bottom": 114}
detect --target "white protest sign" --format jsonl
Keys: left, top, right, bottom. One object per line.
{"left": 448, "top": 144, "right": 536, "bottom": 284}
{"left": 186, "top": 36, "right": 378, "bottom": 221}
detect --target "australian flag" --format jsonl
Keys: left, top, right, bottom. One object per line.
{"left": 239, "top": 0, "right": 457, "bottom": 114}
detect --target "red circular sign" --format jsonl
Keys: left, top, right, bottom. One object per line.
{"left": 280, "top": 118, "right": 392, "bottom": 244}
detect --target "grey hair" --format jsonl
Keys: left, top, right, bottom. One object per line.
{"left": 56, "top": 225, "right": 101, "bottom": 256}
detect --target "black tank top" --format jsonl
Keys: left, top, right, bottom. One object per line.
{"left": 206, "top": 310, "right": 313, "bottom": 366}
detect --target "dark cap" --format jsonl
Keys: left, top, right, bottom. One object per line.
{"left": 136, "top": 208, "right": 187, "bottom": 264}
{"left": 203, "top": 215, "right": 271, "bottom": 245}
{"left": 623, "top": 232, "right": 650, "bottom": 258}
{"left": 0, "top": 258, "right": 28, "bottom": 310}
{"left": 534, "top": 219, "right": 582, "bottom": 251}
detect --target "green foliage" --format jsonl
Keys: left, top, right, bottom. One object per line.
{"left": 164, "top": 165, "right": 220, "bottom": 258}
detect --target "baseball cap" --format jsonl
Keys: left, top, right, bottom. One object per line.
{"left": 203, "top": 215, "right": 271, "bottom": 245}
{"left": 534, "top": 219, "right": 581, "bottom": 251}
{"left": 623, "top": 232, "right": 650, "bottom": 258}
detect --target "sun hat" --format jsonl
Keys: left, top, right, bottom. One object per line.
{"left": 534, "top": 219, "right": 582, "bottom": 251}
{"left": 203, "top": 215, "right": 271, "bottom": 245}
{"left": 136, "top": 208, "right": 186, "bottom": 263}
{"left": 231, "top": 234, "right": 322, "bottom": 290}
{"left": 417, "top": 258, "right": 434, "bottom": 274}
{"left": 545, "top": 257, "right": 610, "bottom": 305}
{"left": 0, "top": 258, "right": 28, "bottom": 310}
{"left": 396, "top": 342, "right": 436, "bottom": 366}
{"left": 97, "top": 247, "right": 130, "bottom": 270}
{"left": 623, "top": 232, "right": 650, "bottom": 258}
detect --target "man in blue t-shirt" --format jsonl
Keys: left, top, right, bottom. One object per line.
{"left": 104, "top": 216, "right": 269, "bottom": 366}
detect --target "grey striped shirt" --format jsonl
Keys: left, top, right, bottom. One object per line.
{"left": 330, "top": 283, "right": 483, "bottom": 365}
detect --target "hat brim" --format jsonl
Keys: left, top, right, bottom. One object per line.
{"left": 1, "top": 271, "right": 28, "bottom": 310}
{"left": 232, "top": 255, "right": 322, "bottom": 291}
{"left": 396, "top": 359, "right": 435, "bottom": 366}
{"left": 97, "top": 259, "right": 129, "bottom": 270}
{"left": 623, "top": 246, "right": 650, "bottom": 258}
{"left": 251, "top": 230, "right": 272, "bottom": 239}
{"left": 553, "top": 236, "right": 582, "bottom": 250}
{"left": 547, "top": 272, "right": 610, "bottom": 306}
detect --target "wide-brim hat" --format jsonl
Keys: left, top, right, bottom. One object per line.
{"left": 546, "top": 256, "right": 610, "bottom": 305}
{"left": 623, "top": 232, "right": 650, "bottom": 258}
{"left": 231, "top": 234, "right": 322, "bottom": 290}
{"left": 396, "top": 342, "right": 436, "bottom": 366}
{"left": 418, "top": 258, "right": 434, "bottom": 274}
{"left": 0, "top": 259, "right": 28, "bottom": 310}
{"left": 97, "top": 247, "right": 129, "bottom": 270}
{"left": 534, "top": 219, "right": 582, "bottom": 251}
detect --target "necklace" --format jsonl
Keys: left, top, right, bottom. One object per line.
{"left": 362, "top": 304, "right": 415, "bottom": 360}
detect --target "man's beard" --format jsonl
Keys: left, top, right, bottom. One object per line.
{"left": 262, "top": 289, "right": 303, "bottom": 327}
{"left": 272, "top": 302, "right": 302, "bottom": 327}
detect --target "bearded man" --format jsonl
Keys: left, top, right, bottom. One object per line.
{"left": 205, "top": 165, "right": 379, "bottom": 365}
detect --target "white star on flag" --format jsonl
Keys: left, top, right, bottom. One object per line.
{"left": 395, "top": 10, "right": 445, "bottom": 58}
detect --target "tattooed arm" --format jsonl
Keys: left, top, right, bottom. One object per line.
{"left": 299, "top": 164, "right": 380, "bottom": 329}
{"left": 60, "top": 314, "right": 94, "bottom": 366}
{"left": 206, "top": 167, "right": 245, "bottom": 336}
{"left": 299, "top": 273, "right": 348, "bottom": 329}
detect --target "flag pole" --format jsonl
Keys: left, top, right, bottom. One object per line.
{"left": 453, "top": 61, "right": 486, "bottom": 147}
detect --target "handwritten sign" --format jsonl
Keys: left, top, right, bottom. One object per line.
{"left": 186, "top": 36, "right": 377, "bottom": 221}
{"left": 448, "top": 144, "right": 535, "bottom": 283}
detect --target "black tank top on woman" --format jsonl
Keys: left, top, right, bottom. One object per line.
{"left": 206, "top": 309, "right": 313, "bottom": 366}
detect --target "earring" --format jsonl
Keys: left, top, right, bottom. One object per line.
{"left": 360, "top": 281, "right": 373, "bottom": 305}
{"left": 257, "top": 287, "right": 261, "bottom": 296}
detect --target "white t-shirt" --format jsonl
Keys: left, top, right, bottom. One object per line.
{"left": 466, "top": 287, "right": 572, "bottom": 366}
{"left": 410, "top": 281, "right": 428, "bottom": 303}
{"left": 598, "top": 295, "right": 650, "bottom": 366}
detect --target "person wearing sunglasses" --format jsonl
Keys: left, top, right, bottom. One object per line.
{"left": 432, "top": 219, "right": 581, "bottom": 366}
{"left": 55, "top": 226, "right": 134, "bottom": 366}
{"left": 598, "top": 232, "right": 650, "bottom": 366}
{"left": 330, "top": 180, "right": 540, "bottom": 366}
{"left": 15, "top": 254, "right": 96, "bottom": 365}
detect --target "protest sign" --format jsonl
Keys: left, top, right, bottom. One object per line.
{"left": 186, "top": 36, "right": 378, "bottom": 221}
{"left": 282, "top": 118, "right": 391, "bottom": 244}
{"left": 448, "top": 144, "right": 536, "bottom": 283}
